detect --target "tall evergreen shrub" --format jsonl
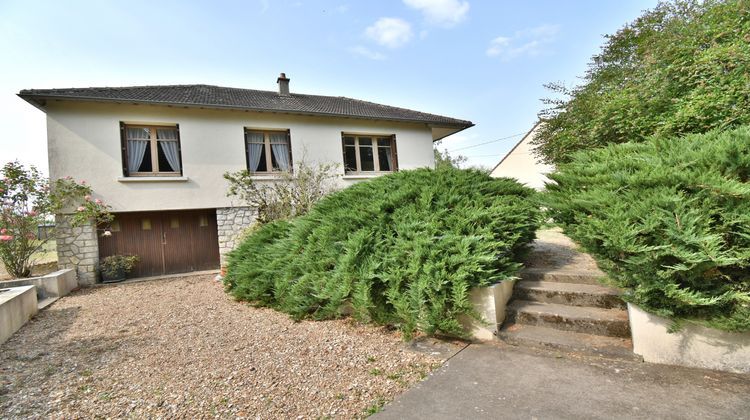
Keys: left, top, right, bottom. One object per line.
{"left": 535, "top": 0, "right": 750, "bottom": 164}
{"left": 225, "top": 168, "right": 540, "bottom": 339}
{"left": 546, "top": 127, "right": 750, "bottom": 331}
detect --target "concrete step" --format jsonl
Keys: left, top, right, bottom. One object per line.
{"left": 507, "top": 300, "right": 631, "bottom": 338}
{"left": 520, "top": 267, "right": 607, "bottom": 286}
{"left": 514, "top": 280, "right": 625, "bottom": 309}
{"left": 37, "top": 296, "right": 59, "bottom": 311}
{"left": 498, "top": 324, "right": 640, "bottom": 361}
{"left": 524, "top": 228, "right": 603, "bottom": 272}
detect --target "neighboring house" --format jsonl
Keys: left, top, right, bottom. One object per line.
{"left": 490, "top": 122, "right": 554, "bottom": 190}
{"left": 19, "top": 74, "right": 473, "bottom": 284}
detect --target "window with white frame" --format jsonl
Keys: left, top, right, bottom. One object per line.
{"left": 121, "top": 124, "right": 182, "bottom": 176}
{"left": 245, "top": 129, "right": 293, "bottom": 173}
{"left": 342, "top": 134, "right": 397, "bottom": 174}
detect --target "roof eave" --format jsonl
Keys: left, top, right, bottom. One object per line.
{"left": 17, "top": 94, "right": 473, "bottom": 128}
{"left": 17, "top": 94, "right": 49, "bottom": 112}
{"left": 430, "top": 122, "right": 475, "bottom": 142}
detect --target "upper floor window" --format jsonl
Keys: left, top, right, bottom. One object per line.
{"left": 121, "top": 123, "right": 182, "bottom": 176}
{"left": 245, "top": 129, "right": 292, "bottom": 173}
{"left": 342, "top": 134, "right": 398, "bottom": 174}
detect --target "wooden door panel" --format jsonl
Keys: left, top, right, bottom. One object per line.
{"left": 163, "top": 211, "right": 196, "bottom": 274}
{"left": 98, "top": 209, "right": 220, "bottom": 279}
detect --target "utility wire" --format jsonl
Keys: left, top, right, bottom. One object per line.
{"left": 446, "top": 132, "right": 525, "bottom": 153}
{"left": 462, "top": 154, "right": 506, "bottom": 158}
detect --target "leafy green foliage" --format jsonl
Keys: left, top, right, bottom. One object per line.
{"left": 224, "top": 160, "right": 339, "bottom": 224}
{"left": 99, "top": 255, "right": 139, "bottom": 278}
{"left": 225, "top": 168, "right": 540, "bottom": 339}
{"left": 433, "top": 140, "right": 467, "bottom": 170}
{"left": 0, "top": 161, "right": 112, "bottom": 278}
{"left": 545, "top": 127, "right": 750, "bottom": 331}
{"left": 535, "top": 0, "right": 750, "bottom": 164}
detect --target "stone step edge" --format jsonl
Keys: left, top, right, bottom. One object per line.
{"left": 37, "top": 296, "right": 59, "bottom": 311}
{"left": 520, "top": 267, "right": 610, "bottom": 286}
{"left": 498, "top": 323, "right": 641, "bottom": 362}
{"left": 507, "top": 300, "right": 631, "bottom": 338}
{"left": 514, "top": 280, "right": 626, "bottom": 309}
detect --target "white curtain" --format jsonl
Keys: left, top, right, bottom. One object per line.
{"left": 381, "top": 146, "right": 393, "bottom": 171}
{"left": 246, "top": 132, "right": 264, "bottom": 171}
{"left": 270, "top": 133, "right": 290, "bottom": 171}
{"left": 159, "top": 141, "right": 181, "bottom": 172}
{"left": 156, "top": 128, "right": 180, "bottom": 172}
{"left": 126, "top": 127, "right": 150, "bottom": 173}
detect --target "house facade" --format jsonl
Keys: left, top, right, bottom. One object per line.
{"left": 490, "top": 122, "right": 554, "bottom": 191}
{"left": 19, "top": 74, "right": 473, "bottom": 284}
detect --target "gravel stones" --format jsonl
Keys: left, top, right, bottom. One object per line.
{"left": 0, "top": 275, "right": 444, "bottom": 418}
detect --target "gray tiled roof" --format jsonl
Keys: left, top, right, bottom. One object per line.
{"left": 18, "top": 84, "right": 473, "bottom": 128}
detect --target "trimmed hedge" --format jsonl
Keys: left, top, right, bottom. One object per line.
{"left": 545, "top": 127, "right": 750, "bottom": 332}
{"left": 225, "top": 168, "right": 540, "bottom": 339}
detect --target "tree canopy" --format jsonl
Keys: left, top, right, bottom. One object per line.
{"left": 534, "top": 0, "right": 750, "bottom": 164}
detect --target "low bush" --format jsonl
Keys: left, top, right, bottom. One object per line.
{"left": 545, "top": 127, "right": 750, "bottom": 332}
{"left": 225, "top": 168, "right": 540, "bottom": 339}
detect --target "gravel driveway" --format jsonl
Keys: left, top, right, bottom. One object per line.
{"left": 0, "top": 275, "right": 447, "bottom": 418}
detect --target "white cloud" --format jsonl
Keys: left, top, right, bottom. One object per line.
{"left": 350, "top": 46, "right": 387, "bottom": 60}
{"left": 486, "top": 24, "right": 560, "bottom": 60}
{"left": 403, "top": 0, "right": 470, "bottom": 27}
{"left": 365, "top": 18, "right": 413, "bottom": 48}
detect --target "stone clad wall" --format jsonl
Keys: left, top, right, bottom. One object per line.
{"left": 216, "top": 206, "right": 256, "bottom": 266}
{"left": 55, "top": 215, "right": 99, "bottom": 286}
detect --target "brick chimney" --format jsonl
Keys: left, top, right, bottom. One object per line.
{"left": 277, "top": 73, "right": 290, "bottom": 96}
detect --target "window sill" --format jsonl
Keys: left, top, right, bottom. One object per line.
{"left": 249, "top": 174, "right": 286, "bottom": 181}
{"left": 342, "top": 173, "right": 390, "bottom": 180}
{"left": 117, "top": 176, "right": 189, "bottom": 183}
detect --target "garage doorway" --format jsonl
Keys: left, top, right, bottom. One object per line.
{"left": 98, "top": 209, "right": 220, "bottom": 278}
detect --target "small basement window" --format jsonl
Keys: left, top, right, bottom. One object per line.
{"left": 122, "top": 123, "right": 182, "bottom": 176}
{"left": 342, "top": 134, "right": 397, "bottom": 174}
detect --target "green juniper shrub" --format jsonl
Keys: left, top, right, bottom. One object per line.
{"left": 545, "top": 126, "right": 750, "bottom": 332}
{"left": 224, "top": 168, "right": 540, "bottom": 339}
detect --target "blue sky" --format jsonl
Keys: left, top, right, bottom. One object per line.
{"left": 0, "top": 0, "right": 656, "bottom": 173}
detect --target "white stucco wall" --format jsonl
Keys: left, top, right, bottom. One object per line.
{"left": 628, "top": 304, "right": 750, "bottom": 374}
{"left": 45, "top": 101, "right": 436, "bottom": 212}
{"left": 490, "top": 124, "right": 554, "bottom": 191}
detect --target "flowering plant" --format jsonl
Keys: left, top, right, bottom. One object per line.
{"left": 0, "top": 161, "right": 112, "bottom": 278}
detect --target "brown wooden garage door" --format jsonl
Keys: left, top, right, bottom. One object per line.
{"left": 98, "top": 209, "right": 220, "bottom": 278}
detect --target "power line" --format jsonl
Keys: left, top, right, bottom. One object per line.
{"left": 463, "top": 154, "right": 505, "bottom": 158}
{"left": 446, "top": 132, "right": 525, "bottom": 153}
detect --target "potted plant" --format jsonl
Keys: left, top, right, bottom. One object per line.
{"left": 99, "top": 255, "right": 139, "bottom": 283}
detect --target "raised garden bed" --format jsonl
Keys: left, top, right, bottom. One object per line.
{"left": 628, "top": 304, "right": 750, "bottom": 374}
{"left": 0, "top": 285, "right": 37, "bottom": 345}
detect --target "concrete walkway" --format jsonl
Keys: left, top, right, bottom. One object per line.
{"left": 376, "top": 342, "right": 750, "bottom": 419}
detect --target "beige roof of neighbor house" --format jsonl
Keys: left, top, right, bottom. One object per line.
{"left": 19, "top": 79, "right": 474, "bottom": 141}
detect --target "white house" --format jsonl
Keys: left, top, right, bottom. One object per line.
{"left": 19, "top": 74, "right": 473, "bottom": 284}
{"left": 490, "top": 122, "right": 554, "bottom": 190}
